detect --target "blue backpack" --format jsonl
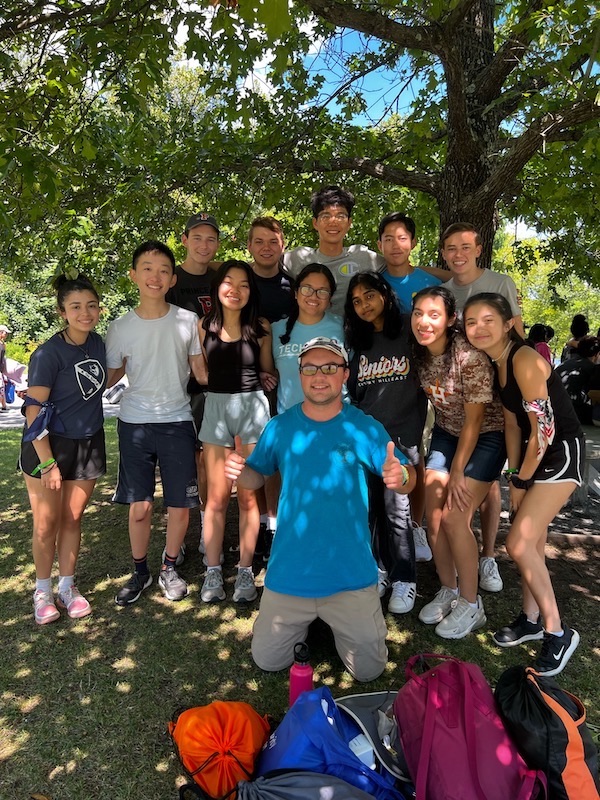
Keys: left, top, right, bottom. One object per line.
{"left": 256, "top": 687, "right": 406, "bottom": 800}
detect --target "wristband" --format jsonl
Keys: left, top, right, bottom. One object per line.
{"left": 509, "top": 474, "right": 534, "bottom": 490}
{"left": 32, "top": 457, "right": 57, "bottom": 476}
{"left": 400, "top": 464, "right": 409, "bottom": 486}
{"left": 41, "top": 463, "right": 58, "bottom": 475}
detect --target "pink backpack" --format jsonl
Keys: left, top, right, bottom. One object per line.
{"left": 394, "top": 654, "right": 546, "bottom": 800}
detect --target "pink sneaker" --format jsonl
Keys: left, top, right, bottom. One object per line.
{"left": 33, "top": 589, "right": 60, "bottom": 625}
{"left": 57, "top": 586, "right": 92, "bottom": 619}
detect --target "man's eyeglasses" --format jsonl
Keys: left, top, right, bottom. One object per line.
{"left": 317, "top": 213, "right": 349, "bottom": 223}
{"left": 299, "top": 285, "right": 332, "bottom": 300}
{"left": 299, "top": 363, "right": 346, "bottom": 376}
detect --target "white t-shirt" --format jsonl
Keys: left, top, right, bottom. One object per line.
{"left": 283, "top": 245, "right": 384, "bottom": 316}
{"left": 105, "top": 304, "right": 201, "bottom": 423}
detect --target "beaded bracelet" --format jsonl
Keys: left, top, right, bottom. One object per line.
{"left": 32, "top": 457, "right": 56, "bottom": 476}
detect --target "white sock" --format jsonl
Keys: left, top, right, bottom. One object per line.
{"left": 35, "top": 577, "right": 52, "bottom": 593}
{"left": 207, "top": 565, "right": 222, "bottom": 573}
{"left": 444, "top": 585, "right": 459, "bottom": 596}
{"left": 548, "top": 628, "right": 564, "bottom": 637}
{"left": 267, "top": 516, "right": 277, "bottom": 532}
{"left": 58, "top": 575, "right": 74, "bottom": 594}
{"left": 467, "top": 599, "right": 479, "bottom": 609}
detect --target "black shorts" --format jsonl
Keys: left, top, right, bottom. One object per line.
{"left": 20, "top": 429, "right": 106, "bottom": 481}
{"left": 532, "top": 435, "right": 584, "bottom": 486}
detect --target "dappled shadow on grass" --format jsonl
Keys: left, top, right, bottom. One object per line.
{"left": 1, "top": 422, "right": 599, "bottom": 799}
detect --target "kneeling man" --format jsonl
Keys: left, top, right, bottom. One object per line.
{"left": 225, "top": 337, "right": 415, "bottom": 682}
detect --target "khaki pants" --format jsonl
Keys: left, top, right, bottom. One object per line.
{"left": 252, "top": 585, "right": 388, "bottom": 682}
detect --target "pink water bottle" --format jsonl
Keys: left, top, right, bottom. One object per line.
{"left": 289, "top": 642, "right": 313, "bottom": 707}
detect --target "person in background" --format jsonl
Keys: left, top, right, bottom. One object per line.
{"left": 555, "top": 336, "right": 600, "bottom": 425}
{"left": 560, "top": 314, "right": 590, "bottom": 362}
{"left": 344, "top": 272, "right": 430, "bottom": 616}
{"left": 20, "top": 275, "right": 106, "bottom": 624}
{"left": 464, "top": 292, "right": 582, "bottom": 676}
{"left": 0, "top": 324, "right": 9, "bottom": 411}
{"left": 527, "top": 323, "right": 552, "bottom": 364}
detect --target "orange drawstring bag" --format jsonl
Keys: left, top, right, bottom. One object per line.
{"left": 169, "top": 701, "right": 270, "bottom": 799}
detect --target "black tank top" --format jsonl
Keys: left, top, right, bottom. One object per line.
{"left": 204, "top": 330, "right": 262, "bottom": 393}
{"left": 498, "top": 342, "right": 581, "bottom": 440}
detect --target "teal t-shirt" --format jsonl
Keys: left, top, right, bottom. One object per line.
{"left": 382, "top": 267, "right": 442, "bottom": 313}
{"left": 271, "top": 313, "right": 345, "bottom": 413}
{"left": 246, "top": 403, "right": 408, "bottom": 598}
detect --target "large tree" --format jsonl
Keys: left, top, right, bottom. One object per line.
{"left": 1, "top": 1, "right": 598, "bottom": 280}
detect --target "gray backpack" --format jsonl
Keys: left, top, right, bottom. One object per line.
{"left": 237, "top": 770, "right": 378, "bottom": 799}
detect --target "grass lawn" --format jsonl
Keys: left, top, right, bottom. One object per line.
{"left": 1, "top": 418, "right": 598, "bottom": 799}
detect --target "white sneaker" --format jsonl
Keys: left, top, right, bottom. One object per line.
{"left": 479, "top": 557, "right": 503, "bottom": 592}
{"left": 388, "top": 581, "right": 416, "bottom": 614}
{"left": 233, "top": 569, "right": 257, "bottom": 603}
{"left": 377, "top": 568, "right": 389, "bottom": 598}
{"left": 435, "top": 596, "right": 486, "bottom": 639}
{"left": 418, "top": 586, "right": 458, "bottom": 624}
{"left": 161, "top": 544, "right": 186, "bottom": 566}
{"left": 201, "top": 569, "right": 226, "bottom": 603}
{"left": 412, "top": 522, "right": 432, "bottom": 562}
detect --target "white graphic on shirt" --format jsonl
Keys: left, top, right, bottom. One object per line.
{"left": 75, "top": 359, "right": 106, "bottom": 400}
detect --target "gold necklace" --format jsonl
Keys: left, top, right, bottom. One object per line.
{"left": 491, "top": 340, "right": 513, "bottom": 364}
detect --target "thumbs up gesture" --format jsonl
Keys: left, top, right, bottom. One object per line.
{"left": 224, "top": 435, "right": 246, "bottom": 481}
{"left": 382, "top": 441, "right": 414, "bottom": 494}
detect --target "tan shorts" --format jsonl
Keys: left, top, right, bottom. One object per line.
{"left": 251, "top": 585, "right": 388, "bottom": 682}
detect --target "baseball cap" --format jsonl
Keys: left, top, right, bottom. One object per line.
{"left": 298, "top": 336, "right": 348, "bottom": 364}
{"left": 185, "top": 213, "right": 220, "bottom": 236}
{"left": 0, "top": 324, "right": 10, "bottom": 333}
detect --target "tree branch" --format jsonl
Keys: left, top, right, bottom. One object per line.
{"left": 475, "top": 0, "right": 554, "bottom": 104}
{"left": 468, "top": 100, "right": 600, "bottom": 209}
{"left": 300, "top": 0, "right": 444, "bottom": 55}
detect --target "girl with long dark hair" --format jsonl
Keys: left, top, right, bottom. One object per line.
{"left": 271, "top": 263, "right": 343, "bottom": 412}
{"left": 410, "top": 286, "right": 505, "bottom": 639}
{"left": 464, "top": 292, "right": 582, "bottom": 675}
{"left": 21, "top": 275, "right": 107, "bottom": 624}
{"left": 344, "top": 271, "right": 429, "bottom": 614}
{"left": 198, "top": 260, "right": 277, "bottom": 604}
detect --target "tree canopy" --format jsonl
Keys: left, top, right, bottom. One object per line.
{"left": 1, "top": 1, "right": 598, "bottom": 286}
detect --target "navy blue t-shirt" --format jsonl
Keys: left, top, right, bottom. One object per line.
{"left": 27, "top": 331, "right": 106, "bottom": 438}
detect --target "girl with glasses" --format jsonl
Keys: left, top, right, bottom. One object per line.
{"left": 272, "top": 263, "right": 344, "bottom": 413}
{"left": 344, "top": 272, "right": 428, "bottom": 615}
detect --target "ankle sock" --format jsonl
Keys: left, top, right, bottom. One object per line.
{"left": 548, "top": 628, "right": 564, "bottom": 637}
{"left": 58, "top": 575, "right": 74, "bottom": 594}
{"left": 35, "top": 577, "right": 52, "bottom": 594}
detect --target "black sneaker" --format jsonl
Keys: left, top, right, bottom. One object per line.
{"left": 115, "top": 573, "right": 152, "bottom": 606}
{"left": 493, "top": 612, "right": 544, "bottom": 648}
{"left": 158, "top": 566, "right": 189, "bottom": 601}
{"left": 533, "top": 625, "right": 580, "bottom": 677}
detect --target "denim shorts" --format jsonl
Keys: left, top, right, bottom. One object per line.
{"left": 426, "top": 425, "right": 506, "bottom": 483}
